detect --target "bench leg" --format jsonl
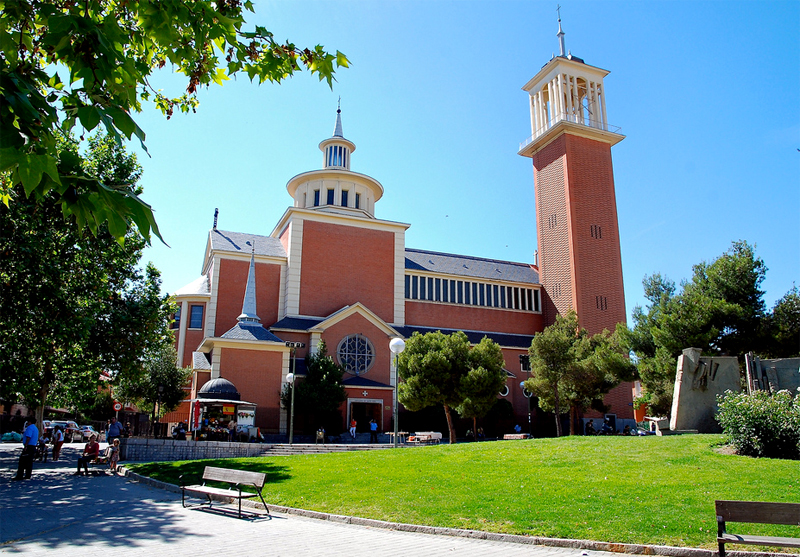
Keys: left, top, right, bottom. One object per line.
{"left": 718, "top": 542, "right": 725, "bottom": 557}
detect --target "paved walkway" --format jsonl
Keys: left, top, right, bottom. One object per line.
{"left": 0, "top": 443, "right": 634, "bottom": 556}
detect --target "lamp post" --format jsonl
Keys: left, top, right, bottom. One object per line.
{"left": 389, "top": 337, "right": 406, "bottom": 448}
{"left": 155, "top": 384, "right": 164, "bottom": 438}
{"left": 519, "top": 381, "right": 532, "bottom": 436}
{"left": 285, "top": 341, "right": 305, "bottom": 445}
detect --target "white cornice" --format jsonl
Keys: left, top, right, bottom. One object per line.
{"left": 270, "top": 207, "right": 410, "bottom": 239}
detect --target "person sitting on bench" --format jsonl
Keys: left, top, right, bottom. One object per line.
{"left": 75, "top": 434, "right": 100, "bottom": 476}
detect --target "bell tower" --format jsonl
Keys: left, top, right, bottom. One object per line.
{"left": 518, "top": 15, "right": 626, "bottom": 335}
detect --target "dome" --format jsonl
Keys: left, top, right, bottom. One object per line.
{"left": 198, "top": 377, "right": 241, "bottom": 401}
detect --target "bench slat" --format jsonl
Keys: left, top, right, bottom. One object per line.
{"left": 716, "top": 500, "right": 800, "bottom": 526}
{"left": 202, "top": 466, "right": 266, "bottom": 488}
{"left": 183, "top": 485, "right": 251, "bottom": 499}
{"left": 719, "top": 533, "right": 800, "bottom": 549}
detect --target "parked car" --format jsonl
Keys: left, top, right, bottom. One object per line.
{"left": 80, "top": 425, "right": 100, "bottom": 441}
{"left": 45, "top": 420, "right": 82, "bottom": 443}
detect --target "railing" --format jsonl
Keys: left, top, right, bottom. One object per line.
{"left": 518, "top": 113, "right": 622, "bottom": 152}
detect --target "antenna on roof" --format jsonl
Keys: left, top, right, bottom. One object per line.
{"left": 556, "top": 4, "right": 566, "bottom": 57}
{"left": 213, "top": 208, "right": 218, "bottom": 230}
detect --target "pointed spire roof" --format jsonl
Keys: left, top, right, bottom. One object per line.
{"left": 237, "top": 242, "right": 260, "bottom": 323}
{"left": 333, "top": 97, "right": 344, "bottom": 138}
{"left": 557, "top": 5, "right": 566, "bottom": 57}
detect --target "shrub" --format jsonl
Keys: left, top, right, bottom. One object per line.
{"left": 716, "top": 389, "right": 800, "bottom": 459}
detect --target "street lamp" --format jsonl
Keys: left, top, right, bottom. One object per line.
{"left": 285, "top": 341, "right": 305, "bottom": 445}
{"left": 389, "top": 337, "right": 406, "bottom": 448}
{"left": 519, "top": 381, "right": 532, "bottom": 436}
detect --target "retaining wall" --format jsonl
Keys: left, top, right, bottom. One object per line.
{"left": 120, "top": 438, "right": 268, "bottom": 462}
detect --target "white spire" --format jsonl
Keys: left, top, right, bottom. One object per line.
{"left": 237, "top": 242, "right": 261, "bottom": 324}
{"left": 333, "top": 97, "right": 344, "bottom": 138}
{"left": 557, "top": 5, "right": 566, "bottom": 57}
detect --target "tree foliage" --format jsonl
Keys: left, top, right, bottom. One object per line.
{"left": 115, "top": 343, "right": 191, "bottom": 416}
{"left": 526, "top": 310, "right": 635, "bottom": 437}
{"left": 280, "top": 341, "right": 347, "bottom": 434}
{"left": 397, "top": 331, "right": 506, "bottom": 444}
{"left": 1, "top": 0, "right": 348, "bottom": 242}
{"left": 619, "top": 241, "right": 795, "bottom": 417}
{"left": 0, "top": 133, "right": 174, "bottom": 425}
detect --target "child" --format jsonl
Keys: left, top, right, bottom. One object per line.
{"left": 108, "top": 438, "right": 120, "bottom": 473}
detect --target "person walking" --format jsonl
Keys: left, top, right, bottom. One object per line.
{"left": 14, "top": 418, "right": 39, "bottom": 480}
{"left": 369, "top": 419, "right": 378, "bottom": 443}
{"left": 52, "top": 426, "right": 65, "bottom": 461}
{"left": 349, "top": 418, "right": 357, "bottom": 439}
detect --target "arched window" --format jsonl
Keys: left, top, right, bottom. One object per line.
{"left": 337, "top": 334, "right": 375, "bottom": 376}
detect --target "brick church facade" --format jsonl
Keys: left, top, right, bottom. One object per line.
{"left": 167, "top": 26, "right": 632, "bottom": 436}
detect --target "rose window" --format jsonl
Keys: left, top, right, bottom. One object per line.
{"left": 337, "top": 334, "right": 375, "bottom": 376}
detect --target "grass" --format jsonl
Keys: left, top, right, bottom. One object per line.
{"left": 128, "top": 435, "right": 799, "bottom": 550}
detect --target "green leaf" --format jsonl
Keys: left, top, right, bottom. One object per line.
{"left": 77, "top": 106, "right": 102, "bottom": 131}
{"left": 18, "top": 155, "right": 46, "bottom": 196}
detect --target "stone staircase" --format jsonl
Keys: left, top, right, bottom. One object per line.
{"left": 260, "top": 442, "right": 395, "bottom": 456}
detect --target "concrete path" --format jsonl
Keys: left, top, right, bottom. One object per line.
{"left": 0, "top": 442, "right": 633, "bottom": 556}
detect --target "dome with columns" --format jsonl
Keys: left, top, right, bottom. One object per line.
{"left": 285, "top": 107, "right": 384, "bottom": 219}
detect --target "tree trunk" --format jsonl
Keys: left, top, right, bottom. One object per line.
{"left": 569, "top": 406, "right": 576, "bottom": 436}
{"left": 473, "top": 416, "right": 477, "bottom": 441}
{"left": 553, "top": 385, "right": 562, "bottom": 437}
{"left": 443, "top": 404, "right": 456, "bottom": 444}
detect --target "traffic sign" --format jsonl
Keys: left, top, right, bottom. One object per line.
{"left": 113, "top": 402, "right": 122, "bottom": 411}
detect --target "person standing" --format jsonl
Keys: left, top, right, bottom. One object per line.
{"left": 52, "top": 426, "right": 65, "bottom": 461}
{"left": 14, "top": 419, "right": 39, "bottom": 480}
{"left": 349, "top": 418, "right": 357, "bottom": 439}
{"left": 106, "top": 417, "right": 123, "bottom": 444}
{"left": 369, "top": 419, "right": 378, "bottom": 443}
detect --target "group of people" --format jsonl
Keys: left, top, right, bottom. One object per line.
{"left": 347, "top": 418, "right": 379, "bottom": 442}
{"left": 13, "top": 417, "right": 122, "bottom": 481}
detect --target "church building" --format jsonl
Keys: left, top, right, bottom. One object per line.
{"left": 167, "top": 20, "right": 632, "bottom": 436}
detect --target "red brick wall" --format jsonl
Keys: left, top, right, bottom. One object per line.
{"left": 182, "top": 327, "right": 205, "bottom": 367}
{"left": 406, "top": 301, "right": 543, "bottom": 336}
{"left": 219, "top": 348, "right": 285, "bottom": 433}
{"left": 533, "top": 133, "right": 626, "bottom": 335}
{"left": 583, "top": 382, "right": 634, "bottom": 420}
{"left": 299, "top": 220, "right": 395, "bottom": 322}
{"left": 563, "top": 134, "right": 626, "bottom": 334}
{"left": 533, "top": 135, "right": 572, "bottom": 327}
{"left": 214, "top": 258, "right": 282, "bottom": 334}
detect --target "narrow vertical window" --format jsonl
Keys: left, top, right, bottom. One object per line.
{"left": 405, "top": 275, "right": 410, "bottom": 299}
{"left": 458, "top": 281, "right": 464, "bottom": 304}
{"left": 442, "top": 279, "right": 448, "bottom": 303}
{"left": 171, "top": 306, "right": 181, "bottom": 329}
{"left": 341, "top": 190, "right": 349, "bottom": 207}
{"left": 327, "top": 189, "right": 335, "bottom": 205}
{"left": 189, "top": 305, "right": 204, "bottom": 329}
{"left": 355, "top": 193, "right": 361, "bottom": 209}
{"left": 412, "top": 276, "right": 418, "bottom": 299}
{"left": 527, "top": 289, "right": 534, "bottom": 312}
{"left": 493, "top": 285, "right": 499, "bottom": 307}
{"left": 464, "top": 282, "right": 471, "bottom": 305}
{"left": 313, "top": 190, "right": 320, "bottom": 206}
{"left": 479, "top": 284, "right": 485, "bottom": 306}
{"left": 450, "top": 281, "right": 456, "bottom": 303}
{"left": 534, "top": 289, "right": 540, "bottom": 311}
{"left": 435, "top": 278, "right": 441, "bottom": 302}
{"left": 427, "top": 278, "right": 434, "bottom": 301}
{"left": 500, "top": 287, "right": 506, "bottom": 308}
{"left": 513, "top": 287, "right": 520, "bottom": 309}
{"left": 419, "top": 276, "right": 426, "bottom": 300}
{"left": 472, "top": 283, "right": 478, "bottom": 305}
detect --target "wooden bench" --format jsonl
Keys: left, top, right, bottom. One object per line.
{"left": 503, "top": 433, "right": 530, "bottom": 440}
{"left": 716, "top": 500, "right": 800, "bottom": 557}
{"left": 408, "top": 431, "right": 442, "bottom": 444}
{"left": 181, "top": 466, "right": 269, "bottom": 519}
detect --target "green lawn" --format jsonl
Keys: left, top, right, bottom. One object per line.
{"left": 129, "top": 435, "right": 799, "bottom": 550}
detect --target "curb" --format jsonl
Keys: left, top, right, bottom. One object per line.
{"left": 117, "top": 466, "right": 790, "bottom": 557}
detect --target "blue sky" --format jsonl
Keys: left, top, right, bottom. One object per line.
{"left": 134, "top": 0, "right": 799, "bottom": 323}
